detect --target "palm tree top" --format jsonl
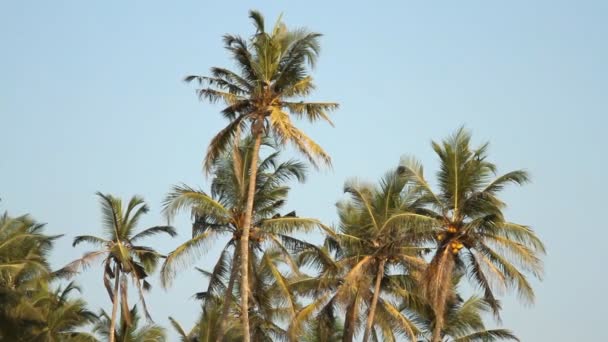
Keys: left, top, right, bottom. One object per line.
{"left": 61, "top": 192, "right": 176, "bottom": 326}
{"left": 186, "top": 9, "right": 338, "bottom": 171}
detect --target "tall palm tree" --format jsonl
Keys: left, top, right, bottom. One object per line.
{"left": 291, "top": 169, "right": 431, "bottom": 342}
{"left": 94, "top": 306, "right": 166, "bottom": 342}
{"left": 400, "top": 128, "right": 545, "bottom": 342}
{"left": 186, "top": 10, "right": 337, "bottom": 340}
{"left": 161, "top": 136, "right": 324, "bottom": 341}
{"left": 61, "top": 193, "right": 176, "bottom": 342}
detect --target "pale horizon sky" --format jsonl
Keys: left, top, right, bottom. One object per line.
{"left": 1, "top": 1, "right": 607, "bottom": 341}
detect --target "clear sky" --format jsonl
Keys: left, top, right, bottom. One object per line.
{"left": 1, "top": 1, "right": 606, "bottom": 340}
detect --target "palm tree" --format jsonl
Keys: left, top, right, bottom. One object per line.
{"left": 186, "top": 10, "right": 337, "bottom": 340}
{"left": 161, "top": 136, "right": 324, "bottom": 341}
{"left": 0, "top": 212, "right": 58, "bottom": 340}
{"left": 29, "top": 281, "right": 99, "bottom": 342}
{"left": 291, "top": 169, "right": 431, "bottom": 342}
{"left": 61, "top": 193, "right": 176, "bottom": 342}
{"left": 418, "top": 296, "right": 519, "bottom": 342}
{"left": 0, "top": 213, "right": 98, "bottom": 341}
{"left": 94, "top": 306, "right": 166, "bottom": 342}
{"left": 414, "top": 275, "right": 518, "bottom": 342}
{"left": 400, "top": 128, "right": 545, "bottom": 342}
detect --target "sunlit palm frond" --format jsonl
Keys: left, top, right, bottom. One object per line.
{"left": 160, "top": 230, "right": 217, "bottom": 288}
{"left": 130, "top": 226, "right": 177, "bottom": 243}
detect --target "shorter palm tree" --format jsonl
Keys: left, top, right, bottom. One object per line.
{"left": 1, "top": 213, "right": 99, "bottom": 341}
{"left": 30, "top": 281, "right": 99, "bottom": 342}
{"left": 415, "top": 276, "right": 519, "bottom": 342}
{"left": 292, "top": 169, "right": 432, "bottom": 342}
{"left": 61, "top": 192, "right": 176, "bottom": 342}
{"left": 0, "top": 212, "right": 60, "bottom": 340}
{"left": 94, "top": 305, "right": 166, "bottom": 342}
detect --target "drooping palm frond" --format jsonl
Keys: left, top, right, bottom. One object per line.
{"left": 130, "top": 226, "right": 177, "bottom": 243}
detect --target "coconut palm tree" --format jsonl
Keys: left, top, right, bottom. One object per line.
{"left": 0, "top": 213, "right": 59, "bottom": 340}
{"left": 186, "top": 10, "right": 337, "bottom": 340}
{"left": 161, "top": 136, "right": 324, "bottom": 341}
{"left": 291, "top": 169, "right": 431, "bottom": 342}
{"left": 94, "top": 305, "right": 166, "bottom": 342}
{"left": 0, "top": 213, "right": 98, "bottom": 341}
{"left": 399, "top": 128, "right": 545, "bottom": 342}
{"left": 61, "top": 193, "right": 176, "bottom": 342}
{"left": 418, "top": 296, "right": 519, "bottom": 342}
{"left": 29, "top": 281, "right": 99, "bottom": 342}
{"left": 414, "top": 275, "right": 518, "bottom": 342}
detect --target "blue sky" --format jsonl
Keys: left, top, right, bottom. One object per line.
{"left": 1, "top": 1, "right": 606, "bottom": 340}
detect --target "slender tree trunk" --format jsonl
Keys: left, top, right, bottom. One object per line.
{"left": 342, "top": 291, "right": 359, "bottom": 342}
{"left": 239, "top": 128, "right": 263, "bottom": 342}
{"left": 429, "top": 248, "right": 454, "bottom": 342}
{"left": 109, "top": 267, "right": 121, "bottom": 342}
{"left": 215, "top": 244, "right": 239, "bottom": 342}
{"left": 362, "top": 258, "right": 386, "bottom": 342}
{"left": 432, "top": 324, "right": 442, "bottom": 342}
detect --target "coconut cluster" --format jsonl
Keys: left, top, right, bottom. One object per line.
{"left": 436, "top": 225, "right": 464, "bottom": 255}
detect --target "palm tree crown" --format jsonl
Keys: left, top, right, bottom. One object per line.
{"left": 400, "top": 128, "right": 545, "bottom": 341}
{"left": 292, "top": 169, "right": 430, "bottom": 342}
{"left": 187, "top": 10, "right": 338, "bottom": 171}
{"left": 62, "top": 193, "right": 175, "bottom": 342}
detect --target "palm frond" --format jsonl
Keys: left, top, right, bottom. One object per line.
{"left": 130, "top": 226, "right": 177, "bottom": 243}
{"left": 160, "top": 230, "right": 217, "bottom": 288}
{"left": 163, "top": 185, "right": 232, "bottom": 224}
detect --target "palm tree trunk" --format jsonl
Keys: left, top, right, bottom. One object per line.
{"left": 109, "top": 267, "right": 121, "bottom": 342}
{"left": 362, "top": 258, "right": 386, "bottom": 342}
{"left": 342, "top": 291, "right": 359, "bottom": 342}
{"left": 239, "top": 128, "right": 263, "bottom": 342}
{"left": 215, "top": 244, "right": 239, "bottom": 342}
{"left": 428, "top": 248, "right": 454, "bottom": 342}
{"left": 432, "top": 324, "right": 442, "bottom": 342}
